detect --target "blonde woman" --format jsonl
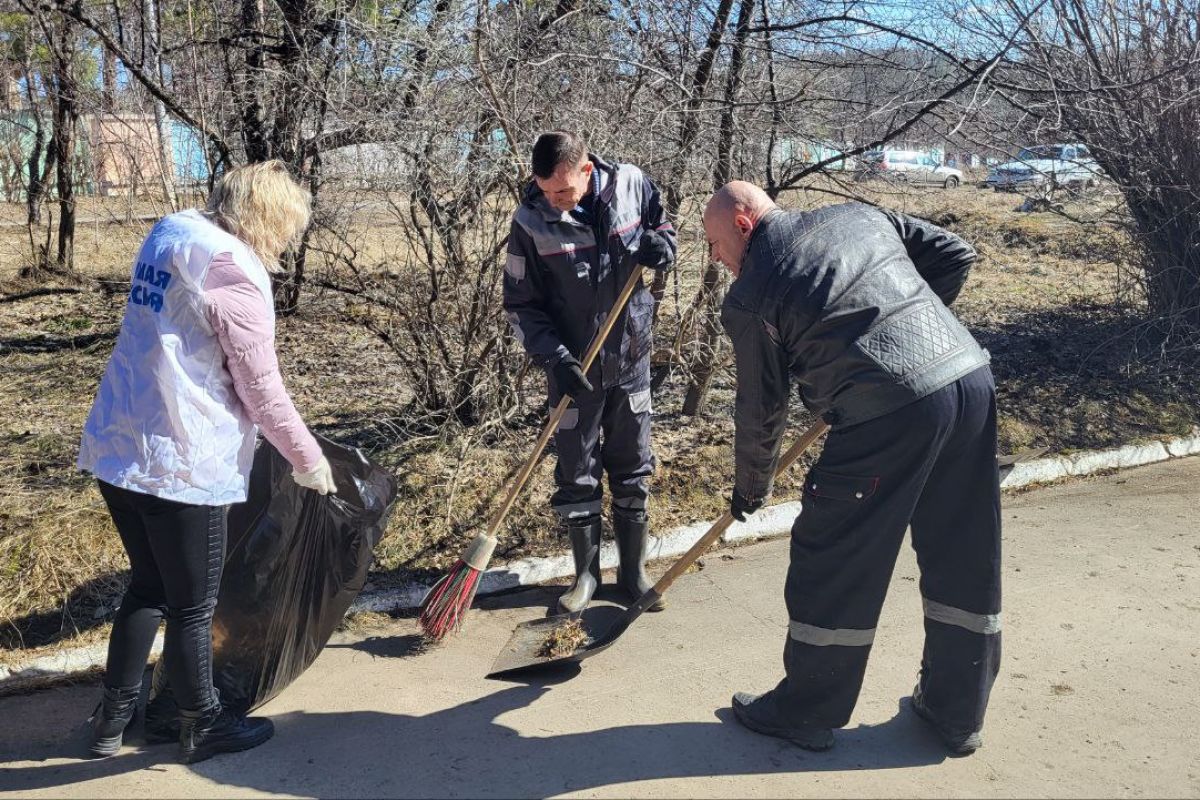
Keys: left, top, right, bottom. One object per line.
{"left": 77, "top": 161, "right": 335, "bottom": 763}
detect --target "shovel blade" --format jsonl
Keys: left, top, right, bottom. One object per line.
{"left": 487, "top": 614, "right": 592, "bottom": 678}
{"left": 486, "top": 596, "right": 653, "bottom": 679}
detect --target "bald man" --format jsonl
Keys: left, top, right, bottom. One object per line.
{"left": 706, "top": 181, "right": 1000, "bottom": 755}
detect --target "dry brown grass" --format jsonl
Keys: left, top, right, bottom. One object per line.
{"left": 335, "top": 610, "right": 398, "bottom": 634}
{"left": 2, "top": 184, "right": 1197, "bottom": 662}
{"left": 0, "top": 284, "right": 129, "bottom": 651}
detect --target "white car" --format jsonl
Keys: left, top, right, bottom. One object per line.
{"left": 857, "top": 150, "right": 964, "bottom": 189}
{"left": 986, "top": 144, "right": 1104, "bottom": 192}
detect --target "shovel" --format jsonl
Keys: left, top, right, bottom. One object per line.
{"left": 997, "top": 447, "right": 1048, "bottom": 481}
{"left": 487, "top": 417, "right": 831, "bottom": 678}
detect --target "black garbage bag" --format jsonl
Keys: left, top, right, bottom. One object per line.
{"left": 151, "top": 435, "right": 397, "bottom": 716}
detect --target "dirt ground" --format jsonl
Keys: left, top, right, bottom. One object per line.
{"left": 2, "top": 181, "right": 1198, "bottom": 662}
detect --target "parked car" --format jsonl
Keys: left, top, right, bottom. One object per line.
{"left": 857, "top": 149, "right": 964, "bottom": 188}
{"left": 985, "top": 144, "right": 1103, "bottom": 192}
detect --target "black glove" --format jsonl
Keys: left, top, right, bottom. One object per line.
{"left": 636, "top": 229, "right": 673, "bottom": 272}
{"left": 552, "top": 354, "right": 593, "bottom": 397}
{"left": 730, "top": 490, "right": 764, "bottom": 522}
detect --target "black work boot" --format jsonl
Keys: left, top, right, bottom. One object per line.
{"left": 143, "top": 667, "right": 179, "bottom": 745}
{"left": 88, "top": 685, "right": 141, "bottom": 758}
{"left": 731, "top": 690, "right": 835, "bottom": 752}
{"left": 178, "top": 701, "right": 274, "bottom": 764}
{"left": 613, "top": 512, "right": 664, "bottom": 611}
{"left": 911, "top": 681, "right": 982, "bottom": 756}
{"left": 556, "top": 517, "right": 602, "bottom": 615}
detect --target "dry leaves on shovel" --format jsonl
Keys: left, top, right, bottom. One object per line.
{"left": 537, "top": 618, "right": 588, "bottom": 658}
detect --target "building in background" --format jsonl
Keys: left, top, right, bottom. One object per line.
{"left": 1, "top": 77, "right": 212, "bottom": 202}
{"left": 88, "top": 113, "right": 174, "bottom": 197}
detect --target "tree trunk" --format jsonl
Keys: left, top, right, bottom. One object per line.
{"left": 275, "top": 248, "right": 304, "bottom": 314}
{"left": 1131, "top": 195, "right": 1200, "bottom": 330}
{"left": 26, "top": 129, "right": 46, "bottom": 227}
{"left": 50, "top": 19, "right": 80, "bottom": 273}
{"left": 143, "top": 0, "right": 178, "bottom": 208}
{"left": 713, "top": 0, "right": 754, "bottom": 189}
{"left": 100, "top": 51, "right": 117, "bottom": 111}
{"left": 682, "top": 0, "right": 754, "bottom": 416}
{"left": 52, "top": 103, "right": 76, "bottom": 271}
{"left": 662, "top": 0, "right": 736, "bottom": 216}
{"left": 239, "top": 0, "right": 269, "bottom": 162}
{"left": 680, "top": 261, "right": 728, "bottom": 416}
{"left": 649, "top": 0, "right": 737, "bottom": 317}
{"left": 23, "top": 68, "right": 48, "bottom": 228}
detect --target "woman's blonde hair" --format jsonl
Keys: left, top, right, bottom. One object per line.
{"left": 205, "top": 160, "right": 311, "bottom": 271}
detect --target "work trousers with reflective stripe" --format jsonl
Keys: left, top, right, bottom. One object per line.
{"left": 778, "top": 366, "right": 1001, "bottom": 734}
{"left": 549, "top": 377, "right": 654, "bottom": 522}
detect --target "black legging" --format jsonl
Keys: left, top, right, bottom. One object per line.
{"left": 98, "top": 481, "right": 226, "bottom": 712}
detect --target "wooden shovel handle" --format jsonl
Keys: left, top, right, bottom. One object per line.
{"left": 647, "top": 417, "right": 831, "bottom": 597}
{"left": 484, "top": 264, "right": 647, "bottom": 538}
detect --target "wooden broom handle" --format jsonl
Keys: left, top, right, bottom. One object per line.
{"left": 484, "top": 264, "right": 647, "bottom": 537}
{"left": 647, "top": 418, "right": 831, "bottom": 596}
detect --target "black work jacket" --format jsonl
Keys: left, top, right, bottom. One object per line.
{"left": 721, "top": 203, "right": 989, "bottom": 500}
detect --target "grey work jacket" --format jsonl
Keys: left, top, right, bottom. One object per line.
{"left": 503, "top": 155, "right": 676, "bottom": 391}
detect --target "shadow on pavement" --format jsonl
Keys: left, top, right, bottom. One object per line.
{"left": 328, "top": 634, "right": 432, "bottom": 660}
{"left": 0, "top": 685, "right": 946, "bottom": 797}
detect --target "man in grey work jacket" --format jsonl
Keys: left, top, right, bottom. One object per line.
{"left": 704, "top": 181, "right": 1001, "bottom": 756}
{"left": 504, "top": 131, "right": 676, "bottom": 614}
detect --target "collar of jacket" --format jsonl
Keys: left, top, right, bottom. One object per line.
{"left": 525, "top": 154, "right": 619, "bottom": 224}
{"left": 742, "top": 207, "right": 787, "bottom": 277}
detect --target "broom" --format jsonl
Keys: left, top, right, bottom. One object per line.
{"left": 419, "top": 262, "right": 649, "bottom": 639}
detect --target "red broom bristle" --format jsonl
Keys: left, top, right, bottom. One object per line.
{"left": 418, "top": 559, "right": 483, "bottom": 640}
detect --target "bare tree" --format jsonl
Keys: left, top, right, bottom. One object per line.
{"left": 679, "top": 0, "right": 756, "bottom": 416}
{"left": 16, "top": 0, "right": 90, "bottom": 274}
{"left": 983, "top": 0, "right": 1200, "bottom": 332}
{"left": 1, "top": 12, "right": 57, "bottom": 231}
{"left": 14, "top": 0, "right": 1043, "bottom": 428}
{"left": 661, "top": 0, "right": 1030, "bottom": 415}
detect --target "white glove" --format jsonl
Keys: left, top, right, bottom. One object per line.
{"left": 293, "top": 456, "right": 337, "bottom": 495}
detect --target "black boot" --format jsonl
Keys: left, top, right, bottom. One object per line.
{"left": 178, "top": 701, "right": 274, "bottom": 764}
{"left": 143, "top": 665, "right": 179, "bottom": 745}
{"left": 88, "top": 685, "right": 141, "bottom": 758}
{"left": 732, "top": 690, "right": 834, "bottom": 752}
{"left": 911, "top": 681, "right": 983, "bottom": 756}
{"left": 556, "top": 517, "right": 601, "bottom": 615}
{"left": 613, "top": 513, "right": 664, "bottom": 611}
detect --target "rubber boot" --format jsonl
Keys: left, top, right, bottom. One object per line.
{"left": 143, "top": 664, "right": 179, "bottom": 745}
{"left": 178, "top": 700, "right": 274, "bottom": 764}
{"left": 556, "top": 517, "right": 601, "bottom": 615}
{"left": 613, "top": 513, "right": 665, "bottom": 612}
{"left": 87, "top": 685, "right": 141, "bottom": 758}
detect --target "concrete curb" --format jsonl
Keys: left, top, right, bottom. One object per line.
{"left": 0, "top": 640, "right": 164, "bottom": 692}
{"left": 4, "top": 429, "right": 1198, "bottom": 689}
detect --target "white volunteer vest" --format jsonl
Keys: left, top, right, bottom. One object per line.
{"left": 78, "top": 210, "right": 273, "bottom": 505}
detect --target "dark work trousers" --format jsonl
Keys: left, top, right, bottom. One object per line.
{"left": 777, "top": 365, "right": 1001, "bottom": 735}
{"left": 97, "top": 480, "right": 226, "bottom": 713}
{"left": 550, "top": 377, "right": 654, "bottom": 523}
